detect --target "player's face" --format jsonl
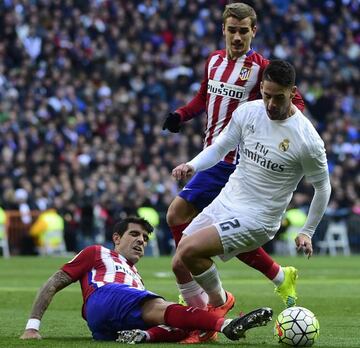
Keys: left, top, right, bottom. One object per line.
{"left": 260, "top": 80, "right": 297, "bottom": 120}
{"left": 223, "top": 16, "right": 256, "bottom": 60}
{"left": 114, "top": 223, "right": 150, "bottom": 264}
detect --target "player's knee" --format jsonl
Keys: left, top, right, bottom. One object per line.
{"left": 176, "top": 239, "right": 198, "bottom": 266}
{"left": 166, "top": 198, "right": 196, "bottom": 226}
{"left": 166, "top": 203, "right": 183, "bottom": 226}
{"left": 166, "top": 205, "right": 176, "bottom": 226}
{"left": 141, "top": 298, "right": 168, "bottom": 326}
{"left": 171, "top": 253, "right": 185, "bottom": 275}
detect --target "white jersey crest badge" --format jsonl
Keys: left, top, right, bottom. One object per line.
{"left": 279, "top": 139, "right": 290, "bottom": 152}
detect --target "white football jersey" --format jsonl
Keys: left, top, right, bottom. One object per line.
{"left": 212, "top": 99, "right": 328, "bottom": 229}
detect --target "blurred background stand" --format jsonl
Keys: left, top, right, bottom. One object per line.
{"left": 137, "top": 204, "right": 160, "bottom": 257}
{"left": 0, "top": 207, "right": 10, "bottom": 258}
{"left": 317, "top": 220, "right": 351, "bottom": 256}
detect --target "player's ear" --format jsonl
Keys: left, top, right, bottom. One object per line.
{"left": 260, "top": 81, "right": 264, "bottom": 94}
{"left": 290, "top": 86, "right": 297, "bottom": 99}
{"left": 112, "top": 232, "right": 121, "bottom": 245}
{"left": 252, "top": 25, "right": 257, "bottom": 37}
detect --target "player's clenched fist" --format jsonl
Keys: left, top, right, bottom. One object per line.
{"left": 162, "top": 112, "right": 181, "bottom": 133}
{"left": 172, "top": 163, "right": 195, "bottom": 180}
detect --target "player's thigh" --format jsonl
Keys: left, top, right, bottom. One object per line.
{"left": 166, "top": 196, "right": 198, "bottom": 225}
{"left": 180, "top": 224, "right": 224, "bottom": 258}
{"left": 179, "top": 208, "right": 225, "bottom": 256}
{"left": 141, "top": 298, "right": 171, "bottom": 326}
{"left": 214, "top": 216, "right": 272, "bottom": 261}
{"left": 87, "top": 284, "right": 162, "bottom": 330}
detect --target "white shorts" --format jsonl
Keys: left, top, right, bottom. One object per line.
{"left": 183, "top": 199, "right": 277, "bottom": 261}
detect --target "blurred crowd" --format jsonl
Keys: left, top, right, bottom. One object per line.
{"left": 0, "top": 0, "right": 359, "bottom": 254}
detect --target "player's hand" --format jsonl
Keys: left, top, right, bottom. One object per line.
{"left": 295, "top": 233, "right": 313, "bottom": 259}
{"left": 172, "top": 163, "right": 195, "bottom": 180}
{"left": 20, "top": 329, "right": 42, "bottom": 340}
{"left": 163, "top": 112, "right": 181, "bottom": 133}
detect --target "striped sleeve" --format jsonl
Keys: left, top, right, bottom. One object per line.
{"left": 61, "top": 245, "right": 97, "bottom": 281}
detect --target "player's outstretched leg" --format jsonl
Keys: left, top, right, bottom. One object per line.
{"left": 180, "top": 291, "right": 235, "bottom": 344}
{"left": 222, "top": 307, "right": 273, "bottom": 341}
{"left": 274, "top": 266, "right": 298, "bottom": 307}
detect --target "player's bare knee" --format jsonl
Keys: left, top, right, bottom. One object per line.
{"left": 141, "top": 298, "right": 168, "bottom": 326}
{"left": 171, "top": 254, "right": 182, "bottom": 274}
{"left": 166, "top": 197, "right": 197, "bottom": 226}
{"left": 166, "top": 204, "right": 189, "bottom": 226}
{"left": 176, "top": 239, "right": 199, "bottom": 266}
{"left": 166, "top": 203, "right": 180, "bottom": 226}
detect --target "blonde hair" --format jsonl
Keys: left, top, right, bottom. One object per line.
{"left": 223, "top": 3, "right": 257, "bottom": 27}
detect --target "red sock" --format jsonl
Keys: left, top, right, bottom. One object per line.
{"left": 236, "top": 247, "right": 280, "bottom": 280}
{"left": 170, "top": 223, "right": 190, "bottom": 247}
{"left": 164, "top": 304, "right": 225, "bottom": 332}
{"left": 146, "top": 326, "right": 189, "bottom": 342}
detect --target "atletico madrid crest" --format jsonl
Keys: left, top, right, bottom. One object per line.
{"left": 239, "top": 66, "right": 251, "bottom": 80}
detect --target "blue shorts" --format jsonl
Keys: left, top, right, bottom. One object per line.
{"left": 85, "top": 283, "right": 162, "bottom": 341}
{"left": 179, "top": 161, "right": 236, "bottom": 211}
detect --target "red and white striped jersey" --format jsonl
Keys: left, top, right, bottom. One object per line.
{"left": 176, "top": 49, "right": 304, "bottom": 164}
{"left": 61, "top": 245, "right": 144, "bottom": 305}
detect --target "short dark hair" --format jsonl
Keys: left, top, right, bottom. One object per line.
{"left": 113, "top": 216, "right": 153, "bottom": 236}
{"left": 223, "top": 2, "right": 257, "bottom": 27}
{"left": 262, "top": 60, "right": 296, "bottom": 88}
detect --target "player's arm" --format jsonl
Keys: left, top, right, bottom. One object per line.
{"left": 163, "top": 57, "right": 210, "bottom": 132}
{"left": 20, "top": 270, "right": 73, "bottom": 339}
{"left": 175, "top": 76, "right": 208, "bottom": 122}
{"left": 172, "top": 109, "right": 243, "bottom": 180}
{"left": 172, "top": 139, "right": 230, "bottom": 180}
{"left": 295, "top": 148, "right": 331, "bottom": 258}
{"left": 163, "top": 79, "right": 207, "bottom": 132}
{"left": 20, "top": 246, "right": 96, "bottom": 339}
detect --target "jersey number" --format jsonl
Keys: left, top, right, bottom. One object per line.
{"left": 219, "top": 218, "right": 240, "bottom": 231}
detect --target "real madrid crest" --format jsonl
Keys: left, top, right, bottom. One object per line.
{"left": 239, "top": 66, "right": 251, "bottom": 81}
{"left": 279, "top": 139, "right": 290, "bottom": 152}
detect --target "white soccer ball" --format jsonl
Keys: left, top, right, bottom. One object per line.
{"left": 274, "top": 306, "right": 319, "bottom": 346}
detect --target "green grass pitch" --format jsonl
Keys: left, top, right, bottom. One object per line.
{"left": 1, "top": 255, "right": 359, "bottom": 347}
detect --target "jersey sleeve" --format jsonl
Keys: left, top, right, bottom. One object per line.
{"left": 187, "top": 106, "right": 245, "bottom": 171}
{"left": 61, "top": 245, "right": 97, "bottom": 281}
{"left": 214, "top": 105, "right": 244, "bottom": 151}
{"left": 175, "top": 54, "right": 212, "bottom": 122}
{"left": 300, "top": 135, "right": 329, "bottom": 183}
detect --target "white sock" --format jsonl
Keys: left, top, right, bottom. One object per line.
{"left": 272, "top": 266, "right": 285, "bottom": 286}
{"left": 192, "top": 263, "right": 226, "bottom": 307}
{"left": 178, "top": 280, "right": 209, "bottom": 309}
{"left": 220, "top": 319, "right": 232, "bottom": 332}
{"left": 143, "top": 331, "right": 150, "bottom": 341}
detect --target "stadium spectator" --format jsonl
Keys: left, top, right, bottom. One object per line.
{"left": 164, "top": 4, "right": 303, "bottom": 342}
{"left": 0, "top": 205, "right": 10, "bottom": 258}
{"left": 20, "top": 216, "right": 272, "bottom": 342}
{"left": 171, "top": 61, "right": 331, "bottom": 340}
{"left": 29, "top": 204, "right": 65, "bottom": 255}
{"left": 0, "top": 0, "right": 358, "bottom": 253}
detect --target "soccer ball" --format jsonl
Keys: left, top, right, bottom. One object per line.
{"left": 274, "top": 306, "right": 319, "bottom": 346}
